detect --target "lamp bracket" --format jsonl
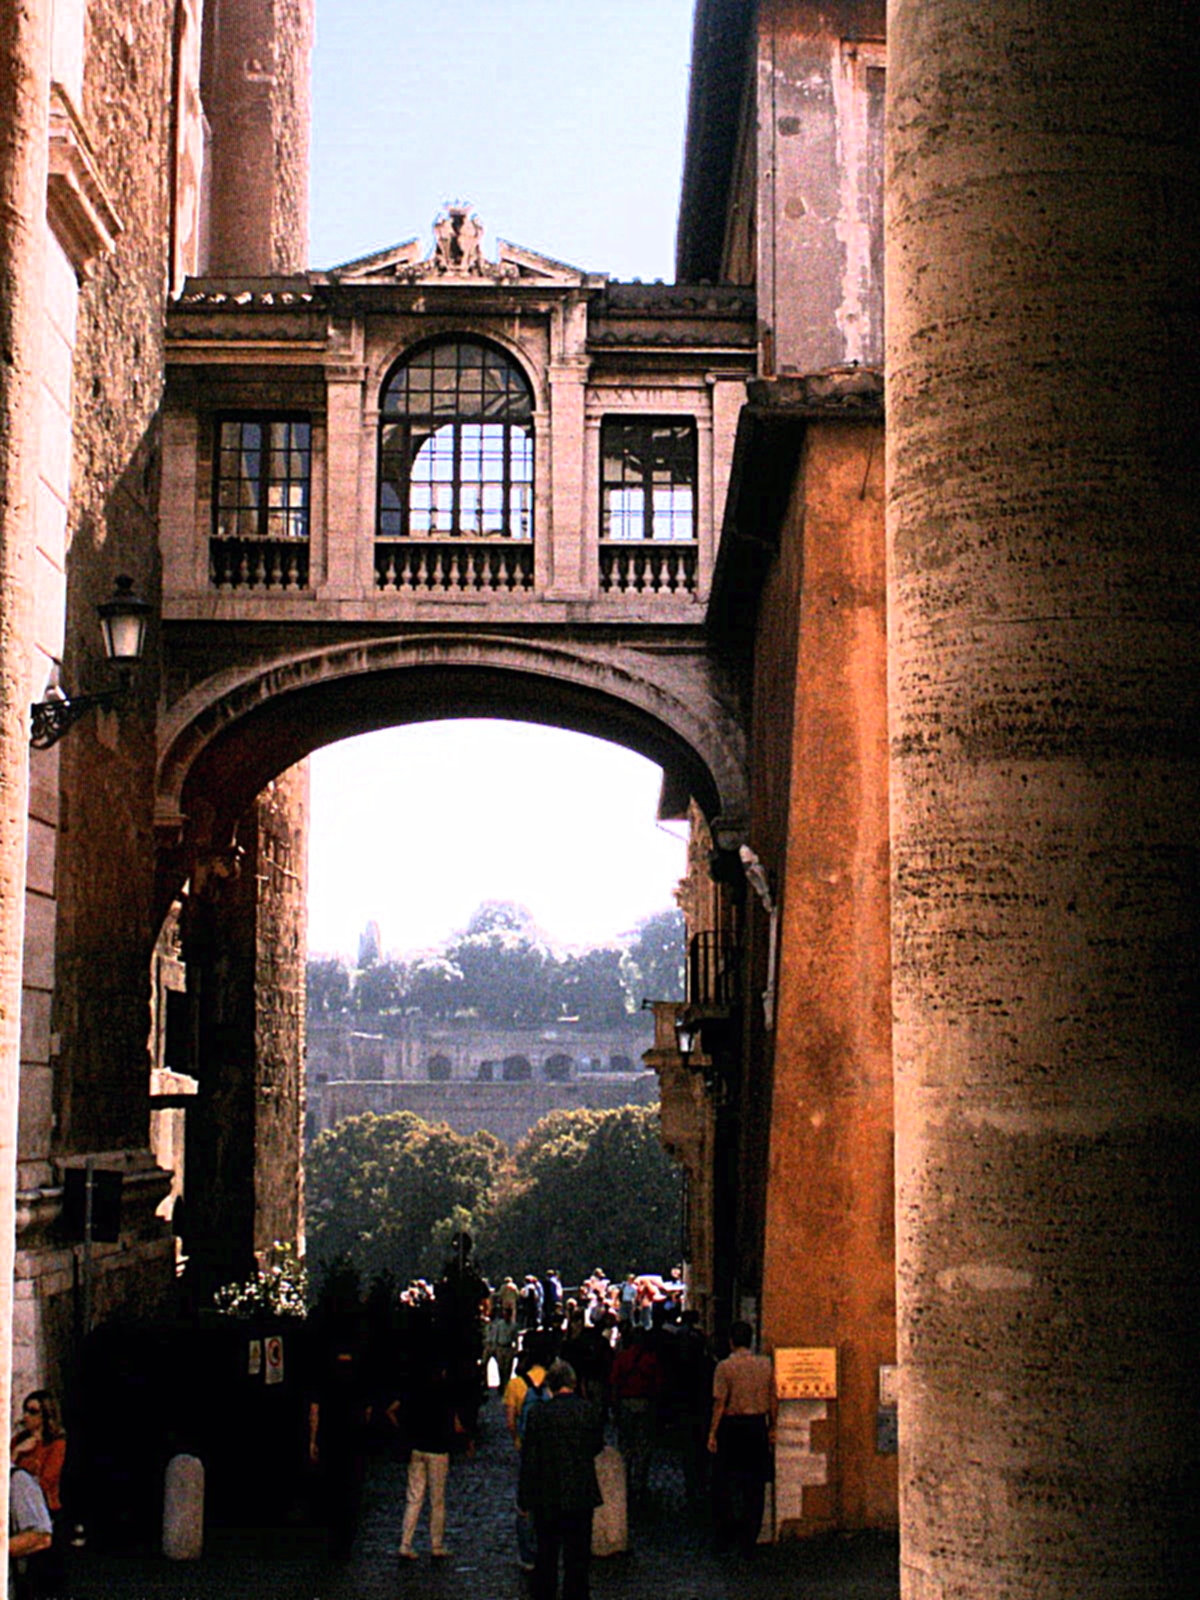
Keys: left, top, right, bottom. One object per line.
{"left": 30, "top": 684, "right": 126, "bottom": 749}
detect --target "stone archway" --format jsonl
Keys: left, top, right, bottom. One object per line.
{"left": 152, "top": 627, "right": 748, "bottom": 1294}
{"left": 154, "top": 630, "right": 749, "bottom": 914}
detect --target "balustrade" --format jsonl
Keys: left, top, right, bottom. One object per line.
{"left": 599, "top": 541, "right": 698, "bottom": 595}
{"left": 204, "top": 535, "right": 703, "bottom": 599}
{"left": 209, "top": 536, "right": 309, "bottom": 590}
{"left": 374, "top": 539, "right": 534, "bottom": 593}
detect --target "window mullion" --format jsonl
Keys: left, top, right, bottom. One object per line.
{"left": 452, "top": 421, "right": 461, "bottom": 537}
{"left": 502, "top": 423, "right": 511, "bottom": 539}
{"left": 400, "top": 423, "right": 411, "bottom": 539}
{"left": 258, "top": 437, "right": 269, "bottom": 540}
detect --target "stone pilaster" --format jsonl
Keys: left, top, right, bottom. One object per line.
{"left": 887, "top": 2, "right": 1199, "bottom": 1594}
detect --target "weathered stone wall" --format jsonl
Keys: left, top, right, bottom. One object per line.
{"left": 13, "top": 0, "right": 180, "bottom": 1411}
{"left": 307, "top": 1015, "right": 654, "bottom": 1086}
{"left": 181, "top": 829, "right": 260, "bottom": 1289}
{"left": 317, "top": 1073, "right": 660, "bottom": 1152}
{"left": 252, "top": 762, "right": 307, "bottom": 1256}
{"left": 887, "top": 1, "right": 1199, "bottom": 1593}
{"left": 755, "top": 0, "right": 886, "bottom": 374}
{"left": 736, "top": 419, "right": 809, "bottom": 1304}
{"left": 0, "top": 0, "right": 53, "bottom": 1491}
{"left": 18, "top": 0, "right": 316, "bottom": 1388}
{"left": 52, "top": 0, "right": 175, "bottom": 1161}
{"left": 183, "top": 764, "right": 308, "bottom": 1290}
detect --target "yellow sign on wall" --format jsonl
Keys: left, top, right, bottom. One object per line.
{"left": 774, "top": 1347, "right": 838, "bottom": 1400}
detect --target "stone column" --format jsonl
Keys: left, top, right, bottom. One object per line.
{"left": 887, "top": 4, "right": 1199, "bottom": 1596}
{"left": 202, "top": 0, "right": 313, "bottom": 274}
{"left": 0, "top": 0, "right": 50, "bottom": 1507}
{"left": 181, "top": 767, "right": 307, "bottom": 1295}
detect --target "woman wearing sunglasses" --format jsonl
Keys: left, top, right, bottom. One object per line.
{"left": 11, "top": 1391, "right": 67, "bottom": 1527}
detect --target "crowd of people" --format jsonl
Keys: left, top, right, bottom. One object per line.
{"left": 9, "top": 1242, "right": 775, "bottom": 1600}
{"left": 309, "top": 1239, "right": 774, "bottom": 1596}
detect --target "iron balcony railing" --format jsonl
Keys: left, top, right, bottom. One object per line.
{"left": 687, "top": 931, "right": 740, "bottom": 1009}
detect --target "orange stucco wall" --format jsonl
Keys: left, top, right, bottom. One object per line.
{"left": 757, "top": 418, "right": 896, "bottom": 1531}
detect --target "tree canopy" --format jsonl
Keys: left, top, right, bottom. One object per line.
{"left": 306, "top": 1111, "right": 502, "bottom": 1287}
{"left": 476, "top": 1104, "right": 682, "bottom": 1286}
{"left": 307, "top": 901, "right": 685, "bottom": 1027}
{"left": 305, "top": 1103, "right": 682, "bottom": 1293}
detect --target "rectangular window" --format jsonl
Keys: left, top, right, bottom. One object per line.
{"left": 215, "top": 418, "right": 311, "bottom": 541}
{"left": 601, "top": 419, "right": 696, "bottom": 541}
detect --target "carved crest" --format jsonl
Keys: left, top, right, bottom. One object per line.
{"left": 326, "top": 214, "right": 598, "bottom": 289}
{"left": 433, "top": 203, "right": 485, "bottom": 275}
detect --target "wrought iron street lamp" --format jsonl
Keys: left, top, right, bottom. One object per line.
{"left": 30, "top": 576, "right": 151, "bottom": 749}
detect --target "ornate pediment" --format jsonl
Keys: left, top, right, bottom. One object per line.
{"left": 327, "top": 204, "right": 598, "bottom": 288}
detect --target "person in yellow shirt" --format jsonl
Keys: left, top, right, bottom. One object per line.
{"left": 503, "top": 1335, "right": 554, "bottom": 1570}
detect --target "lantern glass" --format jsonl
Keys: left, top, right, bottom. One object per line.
{"left": 97, "top": 577, "right": 150, "bottom": 664}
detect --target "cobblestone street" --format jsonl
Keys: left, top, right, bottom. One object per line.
{"left": 61, "top": 1392, "right": 899, "bottom": 1600}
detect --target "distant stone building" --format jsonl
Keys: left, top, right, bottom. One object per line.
{"left": 306, "top": 1011, "right": 658, "bottom": 1145}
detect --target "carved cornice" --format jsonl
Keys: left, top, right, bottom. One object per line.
{"left": 46, "top": 84, "right": 122, "bottom": 279}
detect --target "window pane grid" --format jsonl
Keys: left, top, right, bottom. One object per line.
{"left": 214, "top": 419, "right": 310, "bottom": 541}
{"left": 378, "top": 339, "right": 534, "bottom": 538}
{"left": 601, "top": 419, "right": 697, "bottom": 542}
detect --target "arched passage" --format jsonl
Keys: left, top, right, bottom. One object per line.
{"left": 154, "top": 632, "right": 748, "bottom": 918}
{"left": 152, "top": 629, "right": 747, "bottom": 1294}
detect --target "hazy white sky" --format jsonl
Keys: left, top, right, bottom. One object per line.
{"left": 308, "top": 722, "right": 689, "bottom": 959}
{"left": 306, "top": 3, "right": 695, "bottom": 958}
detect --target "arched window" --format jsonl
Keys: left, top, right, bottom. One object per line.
{"left": 379, "top": 338, "right": 533, "bottom": 540}
{"left": 502, "top": 1054, "right": 532, "bottom": 1082}
{"left": 426, "top": 1053, "right": 452, "bottom": 1081}
{"left": 544, "top": 1053, "right": 574, "bottom": 1082}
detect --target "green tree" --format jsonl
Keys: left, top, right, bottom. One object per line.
{"left": 558, "top": 945, "right": 630, "bottom": 1026}
{"left": 477, "top": 1104, "right": 682, "bottom": 1286}
{"left": 446, "top": 901, "right": 554, "bottom": 1024}
{"left": 306, "top": 956, "right": 351, "bottom": 1018}
{"left": 307, "top": 1111, "right": 502, "bottom": 1287}
{"left": 404, "top": 954, "right": 464, "bottom": 1019}
{"left": 352, "top": 955, "right": 407, "bottom": 1016}
{"left": 621, "top": 907, "right": 686, "bottom": 1008}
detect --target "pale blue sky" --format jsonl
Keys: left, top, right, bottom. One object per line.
{"left": 310, "top": 0, "right": 693, "bottom": 279}
{"left": 306, "top": 2, "right": 695, "bottom": 959}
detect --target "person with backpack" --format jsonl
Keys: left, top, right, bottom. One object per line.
{"left": 503, "top": 1336, "right": 552, "bottom": 1571}
{"left": 518, "top": 1360, "right": 604, "bottom": 1600}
